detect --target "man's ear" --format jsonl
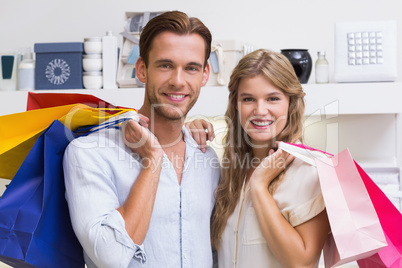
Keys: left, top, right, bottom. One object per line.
{"left": 135, "top": 57, "right": 147, "bottom": 83}
{"left": 201, "top": 62, "right": 210, "bottom": 87}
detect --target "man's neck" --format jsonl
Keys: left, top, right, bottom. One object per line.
{"left": 138, "top": 107, "right": 185, "bottom": 147}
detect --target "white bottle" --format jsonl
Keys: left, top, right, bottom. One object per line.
{"left": 315, "top": 51, "right": 329, "bottom": 84}
{"left": 102, "top": 31, "right": 118, "bottom": 89}
{"left": 17, "top": 51, "right": 35, "bottom": 91}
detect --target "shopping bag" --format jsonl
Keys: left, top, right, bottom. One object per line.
{"left": 356, "top": 162, "right": 402, "bottom": 267}
{"left": 316, "top": 149, "right": 387, "bottom": 267}
{"left": 0, "top": 104, "right": 80, "bottom": 180}
{"left": 278, "top": 143, "right": 388, "bottom": 267}
{"left": 0, "top": 104, "right": 133, "bottom": 179}
{"left": 0, "top": 120, "right": 84, "bottom": 268}
{"left": 26, "top": 91, "right": 130, "bottom": 111}
{"left": 0, "top": 114, "right": 135, "bottom": 268}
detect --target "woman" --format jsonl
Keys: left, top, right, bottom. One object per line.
{"left": 188, "top": 49, "right": 330, "bottom": 267}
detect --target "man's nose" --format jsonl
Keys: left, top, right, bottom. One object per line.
{"left": 169, "top": 68, "right": 186, "bottom": 87}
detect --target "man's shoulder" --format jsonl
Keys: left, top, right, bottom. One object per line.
{"left": 66, "top": 127, "right": 122, "bottom": 153}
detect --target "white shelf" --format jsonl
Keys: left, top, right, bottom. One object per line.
{"left": 0, "top": 82, "right": 401, "bottom": 117}
{"left": 0, "top": 82, "right": 401, "bottom": 194}
{"left": 303, "top": 82, "right": 402, "bottom": 115}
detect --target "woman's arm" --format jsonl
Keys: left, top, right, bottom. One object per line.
{"left": 249, "top": 150, "right": 330, "bottom": 267}
{"left": 185, "top": 119, "right": 215, "bottom": 153}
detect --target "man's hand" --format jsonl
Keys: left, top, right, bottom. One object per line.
{"left": 122, "top": 116, "right": 163, "bottom": 161}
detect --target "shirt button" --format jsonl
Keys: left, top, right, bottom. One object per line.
{"left": 183, "top": 254, "right": 187, "bottom": 259}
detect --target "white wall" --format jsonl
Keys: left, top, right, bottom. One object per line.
{"left": 1, "top": 0, "right": 401, "bottom": 82}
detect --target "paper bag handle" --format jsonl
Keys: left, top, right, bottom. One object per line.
{"left": 278, "top": 142, "right": 333, "bottom": 167}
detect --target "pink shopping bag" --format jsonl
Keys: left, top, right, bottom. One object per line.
{"left": 278, "top": 143, "right": 388, "bottom": 267}
{"left": 315, "top": 149, "right": 387, "bottom": 267}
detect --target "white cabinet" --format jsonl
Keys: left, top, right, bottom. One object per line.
{"left": 1, "top": 82, "right": 401, "bottom": 208}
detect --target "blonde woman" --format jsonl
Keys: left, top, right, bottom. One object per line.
{"left": 187, "top": 49, "right": 330, "bottom": 267}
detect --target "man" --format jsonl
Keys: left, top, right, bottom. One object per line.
{"left": 63, "top": 11, "right": 220, "bottom": 268}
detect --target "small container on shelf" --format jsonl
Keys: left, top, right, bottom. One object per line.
{"left": 84, "top": 37, "right": 102, "bottom": 54}
{"left": 315, "top": 51, "right": 329, "bottom": 84}
{"left": 34, "top": 42, "right": 84, "bottom": 89}
{"left": 82, "top": 54, "right": 102, "bottom": 72}
{"left": 102, "top": 31, "right": 118, "bottom": 89}
{"left": 83, "top": 71, "right": 103, "bottom": 89}
{"left": 17, "top": 48, "right": 35, "bottom": 91}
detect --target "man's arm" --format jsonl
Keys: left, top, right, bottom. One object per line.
{"left": 119, "top": 119, "right": 164, "bottom": 244}
{"left": 63, "top": 119, "right": 163, "bottom": 267}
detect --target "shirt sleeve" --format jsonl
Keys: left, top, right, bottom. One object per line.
{"left": 273, "top": 157, "right": 326, "bottom": 227}
{"left": 63, "top": 138, "right": 146, "bottom": 267}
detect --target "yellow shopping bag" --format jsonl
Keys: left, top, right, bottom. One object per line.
{"left": 0, "top": 104, "right": 134, "bottom": 179}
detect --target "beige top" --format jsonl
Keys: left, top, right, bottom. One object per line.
{"left": 217, "top": 157, "right": 326, "bottom": 268}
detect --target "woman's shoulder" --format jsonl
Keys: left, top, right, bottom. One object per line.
{"left": 275, "top": 156, "right": 323, "bottom": 200}
{"left": 287, "top": 156, "right": 319, "bottom": 180}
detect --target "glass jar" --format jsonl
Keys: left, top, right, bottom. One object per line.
{"left": 315, "top": 51, "right": 329, "bottom": 84}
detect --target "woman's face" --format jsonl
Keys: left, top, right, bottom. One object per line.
{"left": 236, "top": 74, "right": 289, "bottom": 147}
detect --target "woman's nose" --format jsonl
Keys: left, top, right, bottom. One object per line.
{"left": 254, "top": 100, "right": 268, "bottom": 115}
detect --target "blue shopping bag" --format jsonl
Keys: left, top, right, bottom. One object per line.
{"left": 0, "top": 115, "right": 132, "bottom": 268}
{"left": 0, "top": 120, "right": 83, "bottom": 268}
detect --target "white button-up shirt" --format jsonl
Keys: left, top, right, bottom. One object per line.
{"left": 63, "top": 126, "right": 220, "bottom": 268}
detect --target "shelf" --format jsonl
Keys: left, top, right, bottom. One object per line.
{"left": 303, "top": 82, "right": 402, "bottom": 115}
{"left": 0, "top": 82, "right": 401, "bottom": 117}
{"left": 0, "top": 82, "right": 401, "bottom": 194}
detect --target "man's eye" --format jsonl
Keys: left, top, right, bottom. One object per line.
{"left": 186, "top": 66, "right": 199, "bottom": 72}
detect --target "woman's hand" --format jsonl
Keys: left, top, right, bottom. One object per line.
{"left": 250, "top": 148, "right": 295, "bottom": 189}
{"left": 185, "top": 119, "right": 215, "bottom": 153}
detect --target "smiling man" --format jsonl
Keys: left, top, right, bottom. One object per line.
{"left": 63, "top": 11, "right": 220, "bottom": 268}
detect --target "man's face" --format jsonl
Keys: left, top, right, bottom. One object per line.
{"left": 136, "top": 31, "right": 210, "bottom": 121}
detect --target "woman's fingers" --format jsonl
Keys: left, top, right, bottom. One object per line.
{"left": 185, "top": 119, "right": 215, "bottom": 153}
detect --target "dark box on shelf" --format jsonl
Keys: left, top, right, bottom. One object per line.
{"left": 34, "top": 42, "right": 83, "bottom": 89}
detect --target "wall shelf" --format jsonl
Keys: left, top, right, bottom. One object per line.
{"left": 1, "top": 82, "right": 401, "bottom": 117}
{"left": 0, "top": 82, "right": 401, "bottom": 209}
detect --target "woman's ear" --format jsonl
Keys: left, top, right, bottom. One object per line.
{"left": 135, "top": 57, "right": 147, "bottom": 83}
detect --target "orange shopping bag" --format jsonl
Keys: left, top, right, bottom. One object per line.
{"left": 0, "top": 104, "right": 135, "bottom": 179}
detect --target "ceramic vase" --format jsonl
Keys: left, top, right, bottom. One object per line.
{"left": 281, "top": 49, "right": 312, "bottom": 84}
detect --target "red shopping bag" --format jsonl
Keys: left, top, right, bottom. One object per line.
{"left": 356, "top": 162, "right": 402, "bottom": 267}
{"left": 27, "top": 92, "right": 131, "bottom": 111}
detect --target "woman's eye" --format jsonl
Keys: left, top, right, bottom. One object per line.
{"left": 243, "top": 97, "right": 254, "bottom": 102}
{"left": 268, "top": 97, "right": 280, "bottom": 101}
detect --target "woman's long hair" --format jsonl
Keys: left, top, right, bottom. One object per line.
{"left": 211, "top": 49, "right": 306, "bottom": 248}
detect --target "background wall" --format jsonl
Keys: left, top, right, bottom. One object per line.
{"left": 0, "top": 2, "right": 401, "bottom": 267}
{"left": 0, "top": 0, "right": 400, "bottom": 83}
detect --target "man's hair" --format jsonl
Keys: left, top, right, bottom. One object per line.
{"left": 139, "top": 11, "right": 212, "bottom": 68}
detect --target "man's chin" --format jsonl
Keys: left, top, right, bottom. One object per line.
{"left": 156, "top": 108, "right": 188, "bottom": 121}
